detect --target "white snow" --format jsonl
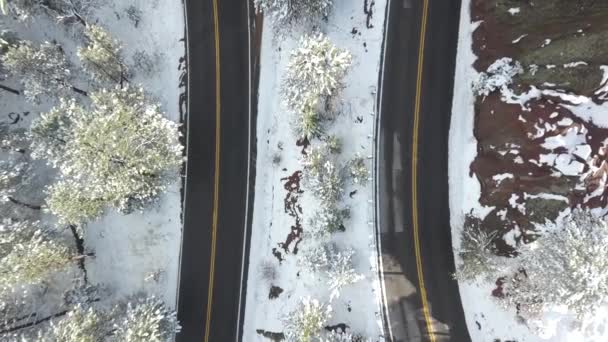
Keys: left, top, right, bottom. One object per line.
{"left": 2, "top": 0, "right": 185, "bottom": 312}
{"left": 492, "top": 173, "right": 513, "bottom": 186}
{"left": 563, "top": 61, "right": 588, "bottom": 68}
{"left": 512, "top": 34, "right": 527, "bottom": 44}
{"left": 242, "top": 2, "right": 387, "bottom": 340}
{"left": 508, "top": 7, "right": 520, "bottom": 15}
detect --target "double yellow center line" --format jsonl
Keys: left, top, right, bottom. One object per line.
{"left": 411, "top": 0, "right": 435, "bottom": 341}
{"left": 204, "top": 0, "right": 221, "bottom": 341}
{"left": 204, "top": 0, "right": 433, "bottom": 341}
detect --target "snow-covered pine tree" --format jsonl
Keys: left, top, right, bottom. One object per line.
{"left": 0, "top": 219, "right": 76, "bottom": 288}
{"left": 298, "top": 243, "right": 333, "bottom": 274}
{"left": 0, "top": 124, "right": 38, "bottom": 216}
{"left": 112, "top": 296, "right": 180, "bottom": 342}
{"left": 348, "top": 155, "right": 369, "bottom": 185}
{"left": 301, "top": 142, "right": 330, "bottom": 180}
{"left": 308, "top": 205, "right": 349, "bottom": 238}
{"left": 0, "top": 29, "right": 18, "bottom": 82}
{"left": 454, "top": 215, "right": 501, "bottom": 282}
{"left": 308, "top": 160, "right": 343, "bottom": 206}
{"left": 325, "top": 329, "right": 365, "bottom": 342}
{"left": 327, "top": 248, "right": 363, "bottom": 300}
{"left": 283, "top": 297, "right": 332, "bottom": 342}
{"left": 31, "top": 87, "right": 183, "bottom": 225}
{"left": 5, "top": 0, "right": 92, "bottom": 24}
{"left": 283, "top": 33, "right": 351, "bottom": 117}
{"left": 503, "top": 210, "right": 608, "bottom": 321}
{"left": 293, "top": 99, "right": 323, "bottom": 140}
{"left": 1, "top": 40, "right": 72, "bottom": 103}
{"left": 78, "top": 24, "right": 128, "bottom": 85}
{"left": 254, "top": 0, "right": 333, "bottom": 27}
{"left": 40, "top": 305, "right": 107, "bottom": 342}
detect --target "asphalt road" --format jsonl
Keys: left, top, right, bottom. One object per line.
{"left": 176, "top": 0, "right": 252, "bottom": 341}
{"left": 376, "top": 0, "right": 471, "bottom": 341}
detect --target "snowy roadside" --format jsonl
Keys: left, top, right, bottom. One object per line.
{"left": 1, "top": 0, "right": 185, "bottom": 323}
{"left": 242, "top": 1, "right": 387, "bottom": 340}
{"left": 449, "top": 1, "right": 608, "bottom": 341}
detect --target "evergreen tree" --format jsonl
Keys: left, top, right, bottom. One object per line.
{"left": 283, "top": 33, "right": 351, "bottom": 117}
{"left": 327, "top": 248, "right": 363, "bottom": 300}
{"left": 112, "top": 296, "right": 180, "bottom": 342}
{"left": 41, "top": 305, "right": 107, "bottom": 342}
{"left": 5, "top": 0, "right": 92, "bottom": 24}
{"left": 454, "top": 216, "right": 501, "bottom": 282}
{"left": 1, "top": 41, "right": 72, "bottom": 103}
{"left": 503, "top": 210, "right": 608, "bottom": 321}
{"left": 283, "top": 297, "right": 331, "bottom": 342}
{"left": 31, "top": 87, "right": 183, "bottom": 225}
{"left": 0, "top": 219, "right": 76, "bottom": 288}
{"left": 78, "top": 25, "right": 127, "bottom": 85}
{"left": 254, "top": 0, "right": 333, "bottom": 27}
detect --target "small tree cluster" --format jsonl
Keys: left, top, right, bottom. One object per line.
{"left": 501, "top": 210, "right": 608, "bottom": 321}
{"left": 283, "top": 33, "right": 351, "bottom": 139}
{"left": 283, "top": 297, "right": 332, "bottom": 342}
{"left": 31, "top": 87, "right": 183, "bottom": 225}
{"left": 454, "top": 216, "right": 501, "bottom": 282}
{"left": 254, "top": 0, "right": 332, "bottom": 28}
{"left": 1, "top": 41, "right": 72, "bottom": 103}
{"left": 78, "top": 24, "right": 128, "bottom": 85}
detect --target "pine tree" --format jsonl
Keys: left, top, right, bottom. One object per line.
{"left": 308, "top": 205, "right": 349, "bottom": 238}
{"left": 283, "top": 33, "right": 351, "bottom": 117}
{"left": 6, "top": 0, "right": 92, "bottom": 24}
{"left": 112, "top": 296, "right": 180, "bottom": 342}
{"left": 283, "top": 297, "right": 331, "bottom": 342}
{"left": 1, "top": 41, "right": 72, "bottom": 103}
{"left": 41, "top": 305, "right": 107, "bottom": 342}
{"left": 254, "top": 0, "right": 333, "bottom": 27}
{"left": 327, "top": 248, "right": 363, "bottom": 300}
{"left": 78, "top": 25, "right": 127, "bottom": 85}
{"left": 31, "top": 87, "right": 183, "bottom": 225}
{"left": 348, "top": 156, "right": 369, "bottom": 186}
{"left": 0, "top": 219, "right": 76, "bottom": 288}
{"left": 454, "top": 215, "right": 501, "bottom": 282}
{"left": 308, "top": 160, "right": 343, "bottom": 206}
{"left": 502, "top": 210, "right": 608, "bottom": 321}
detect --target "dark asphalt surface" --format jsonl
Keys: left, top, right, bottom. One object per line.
{"left": 176, "top": 0, "right": 251, "bottom": 341}
{"left": 377, "top": 0, "right": 471, "bottom": 341}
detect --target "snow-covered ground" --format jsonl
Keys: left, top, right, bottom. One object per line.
{"left": 449, "top": 1, "right": 608, "bottom": 341}
{"left": 1, "top": 0, "right": 185, "bottom": 312}
{"left": 242, "top": 1, "right": 387, "bottom": 340}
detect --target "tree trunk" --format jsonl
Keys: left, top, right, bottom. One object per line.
{"left": 71, "top": 86, "right": 88, "bottom": 97}
{"left": 8, "top": 197, "right": 42, "bottom": 210}
{"left": 0, "top": 309, "right": 68, "bottom": 335}
{"left": 0, "top": 84, "right": 20, "bottom": 95}
{"left": 68, "top": 225, "right": 89, "bottom": 283}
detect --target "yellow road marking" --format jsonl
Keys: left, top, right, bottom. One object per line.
{"left": 204, "top": 0, "right": 221, "bottom": 341}
{"left": 411, "top": 0, "right": 435, "bottom": 341}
